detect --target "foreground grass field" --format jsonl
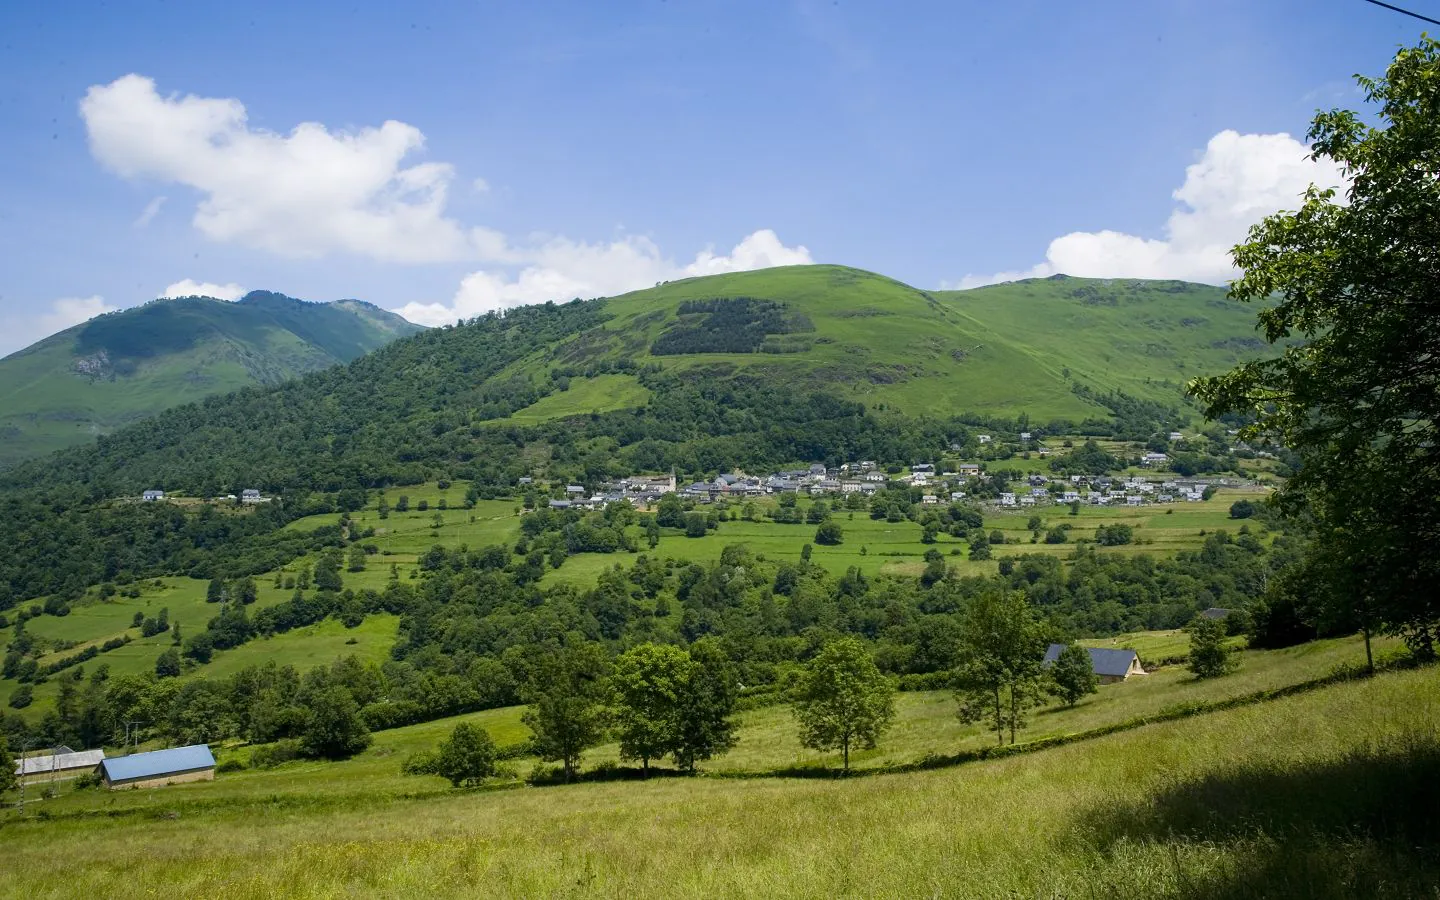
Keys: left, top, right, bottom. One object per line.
{"left": 2, "top": 652, "right": 1434, "bottom": 898}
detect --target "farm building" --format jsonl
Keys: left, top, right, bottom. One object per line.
{"left": 99, "top": 745, "right": 216, "bottom": 790}
{"left": 1044, "top": 644, "right": 1148, "bottom": 684}
{"left": 13, "top": 746, "right": 105, "bottom": 785}
{"left": 1199, "top": 607, "right": 1233, "bottom": 620}
{"left": 141, "top": 489, "right": 164, "bottom": 501}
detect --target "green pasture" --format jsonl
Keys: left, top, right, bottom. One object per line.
{"left": 2, "top": 637, "right": 1432, "bottom": 898}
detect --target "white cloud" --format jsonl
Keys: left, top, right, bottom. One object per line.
{"left": 949, "top": 130, "right": 1347, "bottom": 289}
{"left": 472, "top": 177, "right": 490, "bottom": 194}
{"left": 41, "top": 296, "right": 118, "bottom": 333}
{"left": 81, "top": 74, "right": 484, "bottom": 263}
{"left": 395, "top": 229, "right": 813, "bottom": 326}
{"left": 161, "top": 279, "right": 246, "bottom": 301}
{"left": 133, "top": 195, "right": 166, "bottom": 227}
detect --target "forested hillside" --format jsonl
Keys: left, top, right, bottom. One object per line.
{"left": 0, "top": 291, "right": 423, "bottom": 466}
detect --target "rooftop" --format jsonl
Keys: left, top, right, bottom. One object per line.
{"left": 100, "top": 744, "right": 215, "bottom": 782}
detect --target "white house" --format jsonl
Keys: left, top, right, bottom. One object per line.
{"left": 1169, "top": 431, "right": 1184, "bottom": 441}
{"left": 1019, "top": 431, "right": 1032, "bottom": 441}
{"left": 241, "top": 489, "right": 263, "bottom": 504}
{"left": 978, "top": 434, "right": 992, "bottom": 444}
{"left": 921, "top": 494, "right": 940, "bottom": 505}
{"left": 142, "top": 490, "right": 164, "bottom": 502}
{"left": 999, "top": 492, "right": 1017, "bottom": 507}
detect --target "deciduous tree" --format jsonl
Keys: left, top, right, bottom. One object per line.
{"left": 522, "top": 643, "right": 610, "bottom": 782}
{"left": 792, "top": 637, "right": 895, "bottom": 772}
{"left": 1048, "top": 643, "right": 1098, "bottom": 707}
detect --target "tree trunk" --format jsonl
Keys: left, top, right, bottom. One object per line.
{"left": 993, "top": 684, "right": 1003, "bottom": 746}
{"left": 842, "top": 736, "right": 850, "bottom": 773}
{"left": 1008, "top": 686, "right": 1017, "bottom": 745}
{"left": 642, "top": 756, "right": 649, "bottom": 777}
{"left": 1363, "top": 622, "right": 1374, "bottom": 674}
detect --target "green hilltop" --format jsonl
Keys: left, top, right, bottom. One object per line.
{"left": 0, "top": 291, "right": 423, "bottom": 467}
{"left": 487, "top": 264, "right": 1267, "bottom": 425}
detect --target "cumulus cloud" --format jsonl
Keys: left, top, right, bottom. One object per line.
{"left": 133, "top": 195, "right": 166, "bottom": 227}
{"left": 41, "top": 296, "right": 118, "bottom": 333}
{"left": 81, "top": 74, "right": 482, "bottom": 263}
{"left": 396, "top": 229, "right": 812, "bottom": 326}
{"left": 949, "top": 130, "right": 1347, "bottom": 289}
{"left": 161, "top": 279, "right": 246, "bottom": 301}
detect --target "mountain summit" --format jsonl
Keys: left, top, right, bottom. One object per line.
{"left": 0, "top": 291, "right": 423, "bottom": 466}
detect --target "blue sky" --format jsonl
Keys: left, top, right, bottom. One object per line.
{"left": 0, "top": 0, "right": 1425, "bottom": 353}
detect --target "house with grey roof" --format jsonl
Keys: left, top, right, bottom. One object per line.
{"left": 1044, "top": 644, "right": 1147, "bottom": 684}
{"left": 14, "top": 746, "right": 105, "bottom": 785}
{"left": 100, "top": 744, "right": 216, "bottom": 790}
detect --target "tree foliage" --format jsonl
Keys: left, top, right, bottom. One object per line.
{"left": 1191, "top": 39, "right": 1440, "bottom": 658}
{"left": 1048, "top": 643, "right": 1098, "bottom": 707}
{"left": 792, "top": 637, "right": 895, "bottom": 772}
{"left": 1188, "top": 615, "right": 1236, "bottom": 679}
{"left": 431, "top": 722, "right": 498, "bottom": 787}
{"left": 953, "top": 591, "right": 1048, "bottom": 745}
{"left": 522, "top": 643, "right": 610, "bottom": 782}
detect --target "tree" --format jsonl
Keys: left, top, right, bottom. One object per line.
{"left": 1190, "top": 39, "right": 1440, "bottom": 660}
{"left": 814, "top": 521, "right": 844, "bottom": 545}
{"left": 395, "top": 495, "right": 410, "bottom": 513}
{"left": 672, "top": 639, "right": 739, "bottom": 772}
{"left": 1188, "top": 615, "right": 1235, "bottom": 679}
{"left": 1228, "top": 499, "right": 1257, "bottom": 519}
{"left": 522, "top": 643, "right": 610, "bottom": 782}
{"left": 237, "top": 577, "right": 258, "bottom": 605}
{"left": 206, "top": 577, "right": 225, "bottom": 604}
{"left": 431, "top": 722, "right": 498, "bottom": 787}
{"left": 8, "top": 685, "right": 33, "bottom": 709}
{"left": 0, "top": 736, "right": 16, "bottom": 795}
{"left": 953, "top": 591, "right": 1048, "bottom": 745}
{"left": 301, "top": 686, "right": 372, "bottom": 759}
{"left": 792, "top": 637, "right": 895, "bottom": 772}
{"left": 1048, "top": 643, "right": 1098, "bottom": 707}
{"left": 611, "top": 643, "right": 690, "bottom": 773}
{"left": 155, "top": 648, "right": 181, "bottom": 678}
{"left": 348, "top": 545, "right": 367, "bottom": 573}
{"left": 684, "top": 512, "right": 708, "bottom": 538}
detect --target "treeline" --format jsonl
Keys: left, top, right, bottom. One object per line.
{"left": 652, "top": 298, "right": 814, "bottom": 355}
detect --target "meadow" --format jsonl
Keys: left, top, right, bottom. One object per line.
{"left": 1, "top": 639, "right": 1432, "bottom": 899}
{"left": 2, "top": 482, "right": 1268, "bottom": 715}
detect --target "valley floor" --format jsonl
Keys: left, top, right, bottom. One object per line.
{"left": 2, "top": 642, "right": 1435, "bottom": 899}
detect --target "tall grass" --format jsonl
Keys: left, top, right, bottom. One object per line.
{"left": 2, "top": 664, "right": 1435, "bottom": 899}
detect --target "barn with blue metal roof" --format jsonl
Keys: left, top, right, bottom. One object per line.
{"left": 99, "top": 744, "right": 216, "bottom": 790}
{"left": 1043, "top": 644, "right": 1148, "bottom": 684}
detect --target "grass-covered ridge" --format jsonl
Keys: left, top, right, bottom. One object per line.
{"left": 0, "top": 291, "right": 422, "bottom": 467}
{"left": 2, "top": 652, "right": 1434, "bottom": 898}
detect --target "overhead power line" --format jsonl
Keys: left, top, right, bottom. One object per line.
{"left": 1361, "top": 0, "right": 1440, "bottom": 26}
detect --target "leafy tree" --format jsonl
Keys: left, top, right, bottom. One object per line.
{"left": 611, "top": 643, "right": 690, "bottom": 773}
{"left": 347, "top": 545, "right": 367, "bottom": 573}
{"left": 236, "top": 577, "right": 258, "bottom": 605}
{"left": 684, "top": 512, "right": 708, "bottom": 538}
{"left": 301, "top": 686, "right": 372, "bottom": 759}
{"left": 0, "top": 736, "right": 16, "bottom": 794}
{"left": 1188, "top": 615, "right": 1235, "bottom": 679}
{"left": 1095, "top": 524, "right": 1134, "bottom": 546}
{"left": 1048, "top": 643, "right": 1098, "bottom": 707}
{"left": 431, "top": 722, "right": 498, "bottom": 787}
{"left": 395, "top": 495, "right": 410, "bottom": 512}
{"left": 522, "top": 643, "right": 610, "bottom": 782}
{"left": 672, "top": 639, "right": 739, "bottom": 772}
{"left": 1044, "top": 526, "right": 1068, "bottom": 544}
{"left": 814, "top": 521, "right": 844, "bottom": 545}
{"left": 206, "top": 577, "right": 224, "bottom": 604}
{"left": 1191, "top": 39, "right": 1440, "bottom": 660}
{"left": 8, "top": 685, "right": 33, "bottom": 709}
{"left": 155, "top": 648, "right": 181, "bottom": 678}
{"left": 953, "top": 591, "right": 1048, "bottom": 745}
{"left": 792, "top": 637, "right": 895, "bottom": 772}
{"left": 1228, "top": 499, "right": 1257, "bottom": 519}
{"left": 131, "top": 611, "right": 144, "bottom": 629}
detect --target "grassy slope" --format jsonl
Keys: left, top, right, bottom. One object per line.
{"left": 3, "top": 643, "right": 1432, "bottom": 899}
{"left": 486, "top": 265, "right": 1268, "bottom": 425}
{"left": 0, "top": 294, "right": 422, "bottom": 466}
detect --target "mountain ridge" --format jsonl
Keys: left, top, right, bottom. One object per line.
{"left": 0, "top": 291, "right": 424, "bottom": 467}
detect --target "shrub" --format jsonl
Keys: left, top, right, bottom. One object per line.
{"left": 216, "top": 758, "right": 246, "bottom": 774}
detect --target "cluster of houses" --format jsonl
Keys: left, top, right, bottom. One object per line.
{"left": 140, "top": 489, "right": 269, "bottom": 504}
{"left": 988, "top": 474, "right": 1224, "bottom": 509}
{"left": 534, "top": 460, "right": 1230, "bottom": 513}
{"left": 12, "top": 743, "right": 217, "bottom": 791}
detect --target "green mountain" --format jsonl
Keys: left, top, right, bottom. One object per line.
{"left": 0, "top": 264, "right": 1273, "bottom": 504}
{"left": 483, "top": 265, "right": 1269, "bottom": 424}
{"left": 0, "top": 291, "right": 424, "bottom": 466}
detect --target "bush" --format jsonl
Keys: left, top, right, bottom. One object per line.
{"left": 814, "top": 521, "right": 844, "bottom": 545}
{"left": 8, "top": 685, "right": 33, "bottom": 709}
{"left": 216, "top": 758, "right": 246, "bottom": 774}
{"left": 249, "top": 739, "right": 306, "bottom": 769}
{"left": 1229, "top": 499, "right": 1257, "bottom": 519}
